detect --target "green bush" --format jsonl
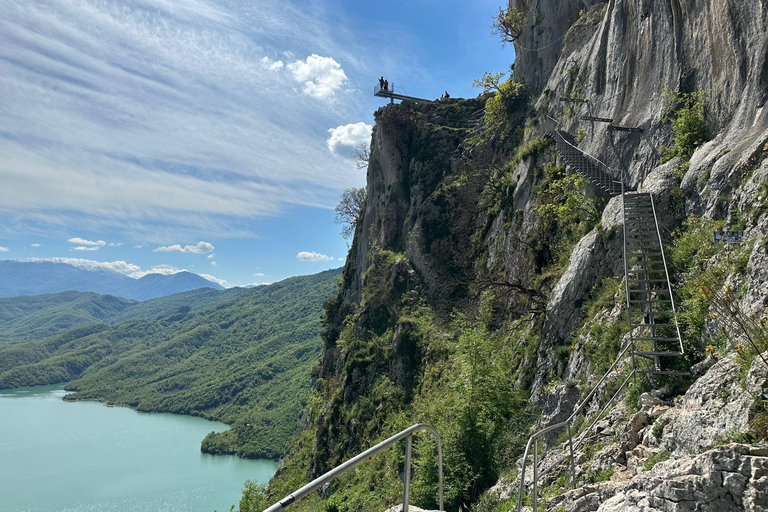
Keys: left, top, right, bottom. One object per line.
{"left": 485, "top": 80, "right": 528, "bottom": 127}
{"left": 660, "top": 89, "right": 708, "bottom": 163}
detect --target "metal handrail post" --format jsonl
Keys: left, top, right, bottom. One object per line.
{"left": 517, "top": 436, "right": 535, "bottom": 511}
{"left": 567, "top": 423, "right": 575, "bottom": 487}
{"left": 532, "top": 439, "right": 538, "bottom": 512}
{"left": 262, "top": 423, "right": 443, "bottom": 512}
{"left": 403, "top": 434, "right": 412, "bottom": 512}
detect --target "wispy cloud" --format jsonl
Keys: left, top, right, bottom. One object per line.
{"left": 0, "top": 247, "right": 9, "bottom": 252}
{"left": 200, "top": 273, "right": 227, "bottom": 287}
{"left": 73, "top": 246, "right": 100, "bottom": 251}
{"left": 68, "top": 237, "right": 106, "bottom": 246}
{"left": 210, "top": 261, "right": 218, "bottom": 267}
{"left": 30, "top": 243, "right": 42, "bottom": 247}
{"left": 0, "top": 0, "right": 369, "bottom": 240}
{"left": 297, "top": 251, "right": 334, "bottom": 262}
{"left": 154, "top": 241, "right": 214, "bottom": 254}
{"left": 253, "top": 272, "right": 265, "bottom": 276}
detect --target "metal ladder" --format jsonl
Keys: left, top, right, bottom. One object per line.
{"left": 516, "top": 132, "right": 687, "bottom": 511}
{"left": 622, "top": 193, "right": 687, "bottom": 375}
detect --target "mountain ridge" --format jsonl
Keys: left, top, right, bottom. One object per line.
{"left": 0, "top": 259, "right": 224, "bottom": 300}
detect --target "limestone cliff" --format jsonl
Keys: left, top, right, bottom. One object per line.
{"left": 253, "top": 2, "right": 768, "bottom": 511}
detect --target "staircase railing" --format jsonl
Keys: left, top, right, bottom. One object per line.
{"left": 263, "top": 423, "right": 444, "bottom": 512}
{"left": 516, "top": 131, "right": 686, "bottom": 511}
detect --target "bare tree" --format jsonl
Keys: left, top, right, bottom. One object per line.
{"left": 334, "top": 187, "right": 367, "bottom": 239}
{"left": 351, "top": 143, "right": 370, "bottom": 170}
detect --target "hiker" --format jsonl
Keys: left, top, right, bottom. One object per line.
{"left": 383, "top": 79, "right": 389, "bottom": 91}
{"left": 379, "top": 76, "right": 385, "bottom": 90}
{"left": 444, "top": 91, "right": 450, "bottom": 99}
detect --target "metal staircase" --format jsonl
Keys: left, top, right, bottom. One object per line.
{"left": 622, "top": 193, "right": 687, "bottom": 376}
{"left": 546, "top": 130, "right": 624, "bottom": 196}
{"left": 516, "top": 131, "right": 688, "bottom": 511}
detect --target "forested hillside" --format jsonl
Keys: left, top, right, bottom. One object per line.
{"left": 0, "top": 269, "right": 341, "bottom": 459}
{"left": 0, "top": 287, "right": 244, "bottom": 344}
{"left": 243, "top": 1, "right": 768, "bottom": 511}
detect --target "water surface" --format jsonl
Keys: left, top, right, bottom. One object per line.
{"left": 0, "top": 385, "right": 278, "bottom": 512}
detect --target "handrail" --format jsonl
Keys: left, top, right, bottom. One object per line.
{"left": 649, "top": 194, "right": 685, "bottom": 355}
{"left": 262, "top": 423, "right": 444, "bottom": 512}
{"left": 516, "top": 352, "right": 637, "bottom": 511}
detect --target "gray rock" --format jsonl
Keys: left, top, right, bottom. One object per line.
{"left": 597, "top": 444, "right": 768, "bottom": 512}
{"left": 659, "top": 357, "right": 754, "bottom": 455}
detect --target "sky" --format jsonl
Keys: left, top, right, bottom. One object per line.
{"left": 0, "top": 0, "right": 515, "bottom": 288}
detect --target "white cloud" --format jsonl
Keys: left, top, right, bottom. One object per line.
{"left": 297, "top": 251, "right": 333, "bottom": 262}
{"left": 210, "top": 261, "right": 218, "bottom": 267}
{"left": 200, "top": 273, "right": 228, "bottom": 287}
{"left": 0, "top": 0, "right": 365, "bottom": 241}
{"left": 0, "top": 247, "right": 9, "bottom": 252}
{"left": 108, "top": 242, "right": 124, "bottom": 247}
{"left": 30, "top": 243, "right": 42, "bottom": 247}
{"left": 207, "top": 253, "right": 216, "bottom": 259}
{"left": 261, "top": 56, "right": 284, "bottom": 71}
{"left": 253, "top": 272, "right": 265, "bottom": 276}
{"left": 68, "top": 237, "right": 106, "bottom": 246}
{"left": 134, "top": 243, "right": 147, "bottom": 249}
{"left": 134, "top": 264, "right": 185, "bottom": 277}
{"left": 327, "top": 122, "right": 373, "bottom": 157}
{"left": 154, "top": 241, "right": 214, "bottom": 254}
{"left": 17, "top": 257, "right": 141, "bottom": 276}
{"left": 287, "top": 55, "right": 347, "bottom": 100}
{"left": 73, "top": 246, "right": 100, "bottom": 251}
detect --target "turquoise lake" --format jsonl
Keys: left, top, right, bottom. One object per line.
{"left": 0, "top": 385, "right": 278, "bottom": 512}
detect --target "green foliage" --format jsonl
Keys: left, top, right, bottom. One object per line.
{"left": 472, "top": 70, "right": 506, "bottom": 93}
{"left": 644, "top": 451, "right": 670, "bottom": 470}
{"left": 576, "top": 277, "right": 628, "bottom": 375}
{"left": 659, "top": 88, "right": 709, "bottom": 163}
{"left": 584, "top": 467, "right": 614, "bottom": 484}
{"left": 0, "top": 288, "right": 244, "bottom": 344}
{"left": 492, "top": 6, "right": 526, "bottom": 45}
{"left": 652, "top": 417, "right": 669, "bottom": 439}
{"left": 237, "top": 481, "right": 269, "bottom": 512}
{"left": 484, "top": 80, "right": 528, "bottom": 127}
{"left": 0, "top": 269, "right": 341, "bottom": 460}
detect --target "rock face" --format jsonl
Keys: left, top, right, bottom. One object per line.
{"left": 598, "top": 444, "right": 768, "bottom": 511}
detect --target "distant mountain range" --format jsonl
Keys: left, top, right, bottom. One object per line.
{"left": 0, "top": 259, "right": 224, "bottom": 300}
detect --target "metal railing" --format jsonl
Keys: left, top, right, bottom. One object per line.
{"left": 516, "top": 345, "right": 637, "bottom": 511}
{"left": 516, "top": 133, "right": 686, "bottom": 510}
{"left": 263, "top": 423, "right": 444, "bottom": 512}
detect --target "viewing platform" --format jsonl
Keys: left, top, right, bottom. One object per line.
{"left": 374, "top": 84, "right": 430, "bottom": 104}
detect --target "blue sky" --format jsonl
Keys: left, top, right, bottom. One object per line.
{"left": 0, "top": 0, "right": 514, "bottom": 288}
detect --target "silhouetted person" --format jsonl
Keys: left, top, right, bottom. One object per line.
{"left": 379, "top": 76, "right": 385, "bottom": 90}
{"left": 383, "top": 79, "right": 389, "bottom": 91}
{"left": 444, "top": 91, "right": 450, "bottom": 99}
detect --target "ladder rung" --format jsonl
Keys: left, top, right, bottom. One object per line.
{"left": 632, "top": 336, "right": 680, "bottom": 341}
{"left": 631, "top": 323, "right": 677, "bottom": 328}
{"left": 636, "top": 370, "right": 691, "bottom": 376}
{"left": 627, "top": 279, "right": 668, "bottom": 283}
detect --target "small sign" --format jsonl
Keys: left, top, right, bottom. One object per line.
{"left": 714, "top": 231, "right": 744, "bottom": 243}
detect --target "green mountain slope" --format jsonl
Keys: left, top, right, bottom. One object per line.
{"left": 0, "top": 268, "right": 341, "bottom": 459}
{"left": 0, "top": 287, "right": 244, "bottom": 344}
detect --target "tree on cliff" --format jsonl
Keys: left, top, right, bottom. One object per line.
{"left": 334, "top": 187, "right": 366, "bottom": 239}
